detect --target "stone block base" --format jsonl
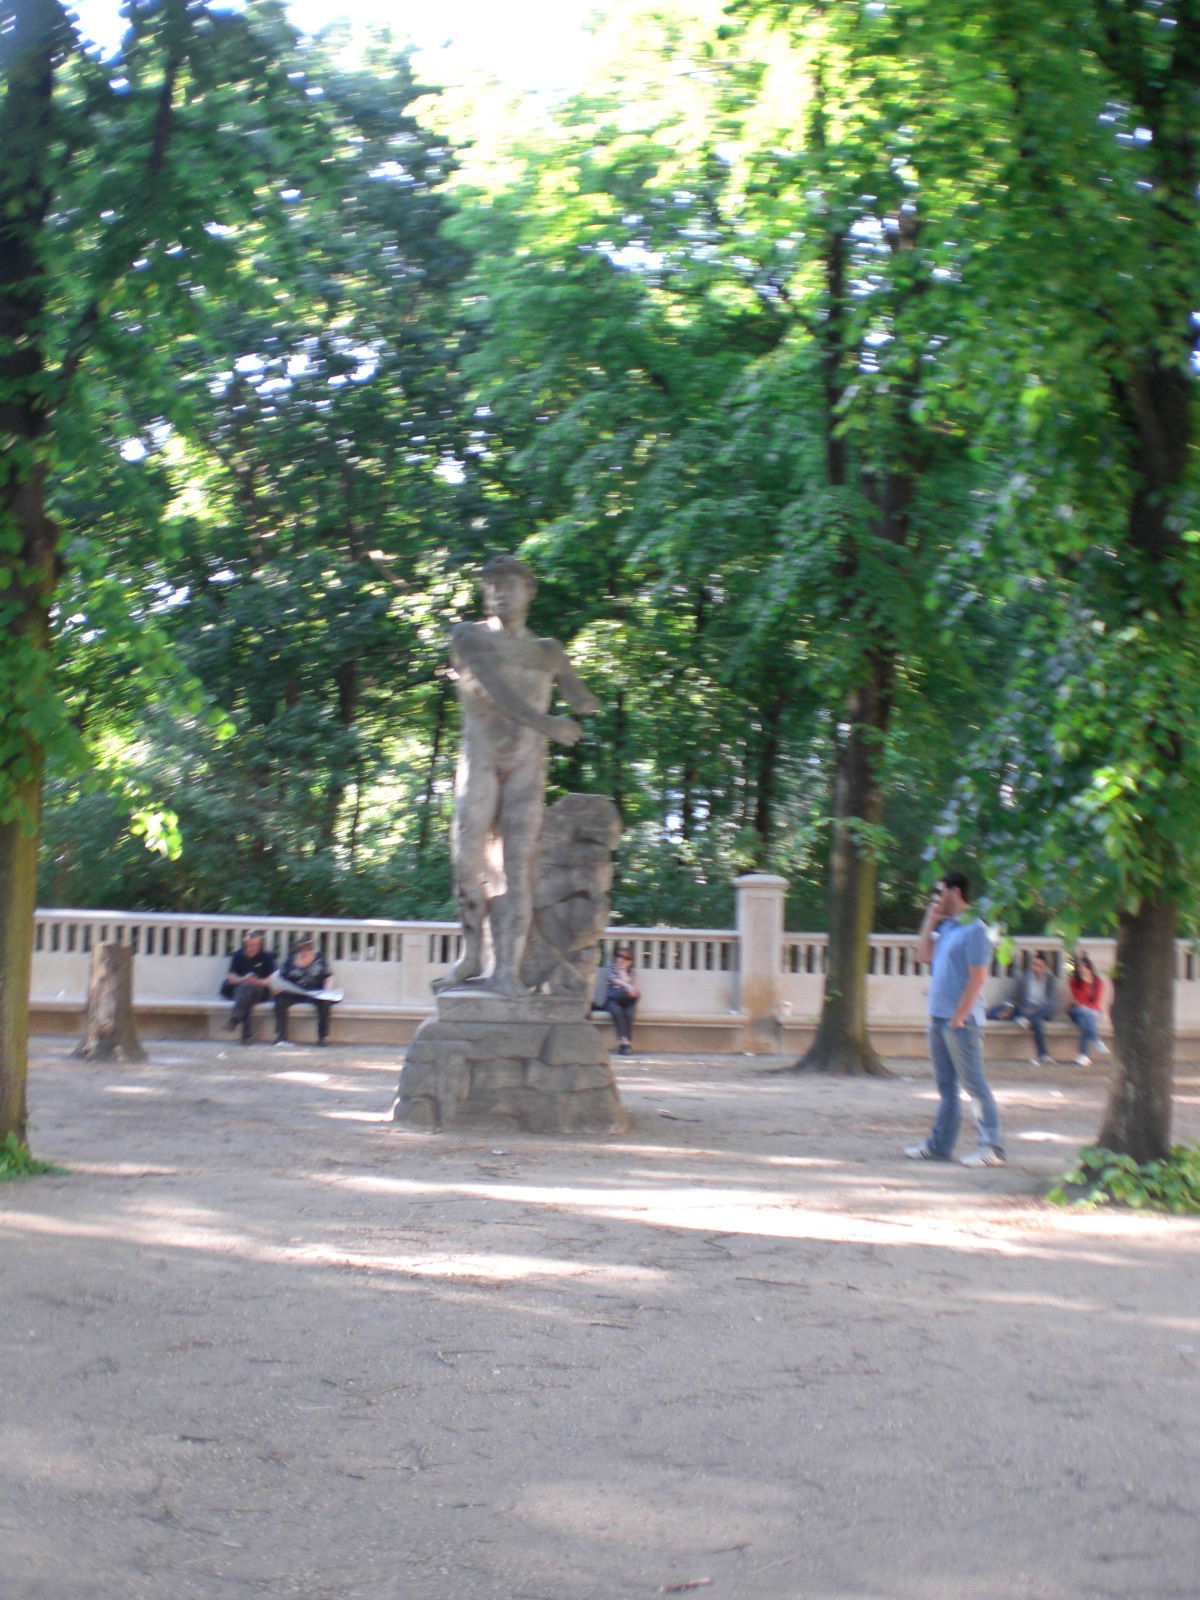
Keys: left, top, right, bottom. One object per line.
{"left": 392, "top": 1006, "right": 629, "bottom": 1134}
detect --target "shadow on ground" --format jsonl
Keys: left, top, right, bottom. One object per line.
{"left": 3, "top": 1040, "right": 1198, "bottom": 1600}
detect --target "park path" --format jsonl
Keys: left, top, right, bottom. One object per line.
{"left": 3, "top": 1039, "right": 1199, "bottom": 1600}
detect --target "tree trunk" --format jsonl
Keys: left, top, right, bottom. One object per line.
{"left": 0, "top": 496, "right": 57, "bottom": 1146}
{"left": 788, "top": 171, "right": 890, "bottom": 1075}
{"left": 0, "top": 786, "right": 41, "bottom": 1144}
{"left": 610, "top": 687, "right": 627, "bottom": 823}
{"left": 1079, "top": 26, "right": 1194, "bottom": 1162}
{"left": 72, "top": 942, "right": 147, "bottom": 1064}
{"left": 752, "top": 687, "right": 786, "bottom": 858}
{"left": 1097, "top": 897, "right": 1176, "bottom": 1164}
{"left": 417, "top": 679, "right": 449, "bottom": 857}
{"left": 679, "top": 757, "right": 696, "bottom": 842}
{"left": 793, "top": 651, "right": 892, "bottom": 1075}
{"left": 318, "top": 658, "right": 359, "bottom": 853}
{"left": 1091, "top": 349, "right": 1192, "bottom": 1160}
{"left": 0, "top": 0, "right": 66, "bottom": 1144}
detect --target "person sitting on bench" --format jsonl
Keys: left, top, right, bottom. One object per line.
{"left": 986, "top": 950, "right": 1058, "bottom": 1065}
{"left": 598, "top": 946, "right": 640, "bottom": 1055}
{"left": 220, "top": 930, "right": 276, "bottom": 1044}
{"left": 272, "top": 936, "right": 337, "bottom": 1046}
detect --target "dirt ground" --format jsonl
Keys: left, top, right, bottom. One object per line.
{"left": 3, "top": 1037, "right": 1199, "bottom": 1600}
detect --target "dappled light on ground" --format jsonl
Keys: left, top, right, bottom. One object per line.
{"left": 5, "top": 1040, "right": 1199, "bottom": 1600}
{"left": 0, "top": 1202, "right": 668, "bottom": 1283}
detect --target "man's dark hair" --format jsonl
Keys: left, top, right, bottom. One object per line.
{"left": 941, "top": 870, "right": 971, "bottom": 901}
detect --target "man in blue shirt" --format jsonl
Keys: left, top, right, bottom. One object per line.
{"left": 907, "top": 871, "right": 1006, "bottom": 1167}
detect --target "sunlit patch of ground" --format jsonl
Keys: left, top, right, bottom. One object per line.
{"left": 5, "top": 1039, "right": 1199, "bottom": 1600}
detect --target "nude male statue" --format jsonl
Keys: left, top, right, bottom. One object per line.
{"left": 434, "top": 556, "right": 599, "bottom": 998}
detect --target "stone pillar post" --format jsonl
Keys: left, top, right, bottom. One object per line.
{"left": 399, "top": 930, "right": 433, "bottom": 1007}
{"left": 734, "top": 873, "right": 788, "bottom": 1053}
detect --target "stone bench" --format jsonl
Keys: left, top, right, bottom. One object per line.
{"left": 31, "top": 992, "right": 751, "bottom": 1053}
{"left": 30, "top": 992, "right": 1200, "bottom": 1063}
{"left": 30, "top": 995, "right": 430, "bottom": 1047}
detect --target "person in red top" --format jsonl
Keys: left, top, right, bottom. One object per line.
{"left": 1067, "top": 952, "right": 1108, "bottom": 1067}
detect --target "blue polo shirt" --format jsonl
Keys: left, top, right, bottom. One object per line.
{"left": 928, "top": 916, "right": 993, "bottom": 1023}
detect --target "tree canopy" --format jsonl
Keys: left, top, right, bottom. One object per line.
{"left": 3, "top": 0, "right": 1198, "bottom": 1160}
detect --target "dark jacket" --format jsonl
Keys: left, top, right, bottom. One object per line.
{"left": 224, "top": 946, "right": 275, "bottom": 987}
{"left": 279, "top": 951, "right": 331, "bottom": 992}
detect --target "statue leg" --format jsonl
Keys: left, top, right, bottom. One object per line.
{"left": 433, "top": 764, "right": 498, "bottom": 992}
{"left": 485, "top": 761, "right": 545, "bottom": 997}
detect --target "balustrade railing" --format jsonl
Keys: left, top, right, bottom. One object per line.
{"left": 32, "top": 910, "right": 452, "bottom": 1010}
{"left": 28, "top": 906, "right": 1200, "bottom": 1029}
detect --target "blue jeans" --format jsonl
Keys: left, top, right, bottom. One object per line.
{"left": 1068, "top": 1005, "right": 1100, "bottom": 1054}
{"left": 604, "top": 996, "right": 637, "bottom": 1044}
{"left": 986, "top": 999, "right": 1056, "bottom": 1058}
{"left": 926, "top": 1018, "right": 1005, "bottom": 1159}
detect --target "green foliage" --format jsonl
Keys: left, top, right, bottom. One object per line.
{"left": 927, "top": 0, "right": 1199, "bottom": 850}
{"left": 1048, "top": 1144, "right": 1200, "bottom": 1216}
{"left": 31, "top": 0, "right": 1005, "bottom": 928}
{"left": 26, "top": 19, "right": 482, "bottom": 917}
{"left": 18, "top": 0, "right": 1196, "bottom": 1071}
{"left": 0, "top": 1132, "right": 64, "bottom": 1180}
{"left": 2, "top": 0, "right": 332, "bottom": 819}
{"left": 424, "top": 3, "right": 1002, "bottom": 942}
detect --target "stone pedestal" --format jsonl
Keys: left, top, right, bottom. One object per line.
{"left": 393, "top": 991, "right": 629, "bottom": 1134}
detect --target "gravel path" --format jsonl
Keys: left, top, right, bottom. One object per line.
{"left": 3, "top": 1038, "right": 1199, "bottom": 1600}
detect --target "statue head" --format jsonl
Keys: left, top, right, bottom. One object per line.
{"left": 480, "top": 555, "right": 536, "bottom": 624}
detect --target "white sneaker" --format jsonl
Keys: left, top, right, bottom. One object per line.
{"left": 904, "top": 1144, "right": 941, "bottom": 1160}
{"left": 1074, "top": 1053, "right": 1091, "bottom": 1067}
{"left": 961, "top": 1148, "right": 1006, "bottom": 1168}
{"left": 1095, "top": 1039, "right": 1109, "bottom": 1056}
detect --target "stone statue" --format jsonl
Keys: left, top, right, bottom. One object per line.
{"left": 519, "top": 792, "right": 621, "bottom": 998}
{"left": 434, "top": 555, "right": 599, "bottom": 998}
{"left": 393, "top": 556, "right": 628, "bottom": 1135}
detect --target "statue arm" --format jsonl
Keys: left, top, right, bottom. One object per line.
{"left": 549, "top": 641, "right": 600, "bottom": 716}
{"left": 453, "top": 623, "right": 570, "bottom": 740}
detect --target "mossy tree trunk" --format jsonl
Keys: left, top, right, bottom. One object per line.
{"left": 0, "top": 0, "right": 69, "bottom": 1145}
{"left": 0, "top": 792, "right": 42, "bottom": 1145}
{"left": 794, "top": 651, "right": 892, "bottom": 1076}
{"left": 1099, "top": 897, "right": 1176, "bottom": 1165}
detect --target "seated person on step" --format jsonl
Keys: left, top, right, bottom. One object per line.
{"left": 597, "top": 946, "right": 640, "bottom": 1055}
{"left": 272, "top": 935, "right": 337, "bottom": 1046}
{"left": 1067, "top": 952, "right": 1108, "bottom": 1067}
{"left": 986, "top": 949, "right": 1058, "bottom": 1065}
{"left": 221, "top": 930, "right": 276, "bottom": 1044}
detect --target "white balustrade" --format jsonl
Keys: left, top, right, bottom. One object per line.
{"left": 599, "top": 930, "right": 738, "bottom": 1015}
{"left": 31, "top": 910, "right": 460, "bottom": 1012}
{"left": 27, "top": 905, "right": 1200, "bottom": 1032}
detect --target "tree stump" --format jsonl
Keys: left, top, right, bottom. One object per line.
{"left": 72, "top": 942, "right": 147, "bottom": 1063}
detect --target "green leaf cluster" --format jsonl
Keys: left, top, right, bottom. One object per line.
{"left": 0, "top": 1132, "right": 64, "bottom": 1181}
{"left": 1048, "top": 1144, "right": 1200, "bottom": 1216}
